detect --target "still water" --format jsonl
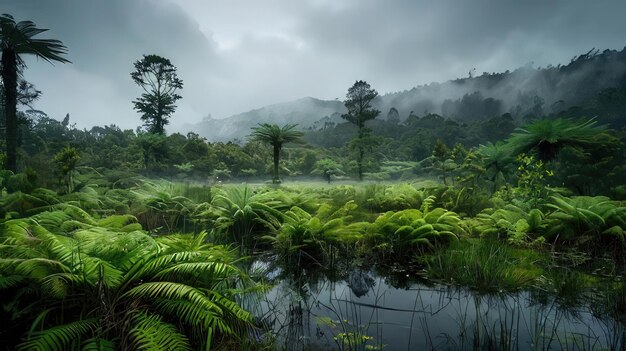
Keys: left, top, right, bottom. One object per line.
{"left": 252, "top": 265, "right": 624, "bottom": 351}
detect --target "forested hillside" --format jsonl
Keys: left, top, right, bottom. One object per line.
{"left": 184, "top": 48, "right": 626, "bottom": 142}
{"left": 2, "top": 7, "right": 626, "bottom": 350}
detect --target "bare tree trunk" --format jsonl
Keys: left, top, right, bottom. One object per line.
{"left": 1, "top": 49, "right": 18, "bottom": 172}
{"left": 273, "top": 144, "right": 280, "bottom": 183}
{"left": 357, "top": 145, "right": 364, "bottom": 181}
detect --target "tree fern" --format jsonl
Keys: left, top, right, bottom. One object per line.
{"left": 507, "top": 117, "right": 607, "bottom": 161}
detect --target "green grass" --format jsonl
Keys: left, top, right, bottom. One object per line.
{"left": 427, "top": 238, "right": 544, "bottom": 293}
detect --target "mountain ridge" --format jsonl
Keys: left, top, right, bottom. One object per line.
{"left": 180, "top": 47, "right": 626, "bottom": 142}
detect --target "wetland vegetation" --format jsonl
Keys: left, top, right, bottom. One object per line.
{"left": 2, "top": 9, "right": 626, "bottom": 351}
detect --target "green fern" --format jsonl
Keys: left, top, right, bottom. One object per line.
{"left": 18, "top": 318, "right": 100, "bottom": 351}
{"left": 545, "top": 195, "right": 626, "bottom": 247}
{"left": 1, "top": 207, "right": 257, "bottom": 350}
{"left": 474, "top": 205, "right": 546, "bottom": 244}
{"left": 205, "top": 185, "right": 283, "bottom": 247}
{"left": 367, "top": 207, "right": 463, "bottom": 260}
{"left": 130, "top": 312, "right": 192, "bottom": 351}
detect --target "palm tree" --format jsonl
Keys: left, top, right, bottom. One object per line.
{"left": 0, "top": 14, "right": 70, "bottom": 172}
{"left": 249, "top": 123, "right": 304, "bottom": 183}
{"left": 506, "top": 117, "right": 606, "bottom": 162}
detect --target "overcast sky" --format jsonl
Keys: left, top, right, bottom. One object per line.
{"left": 2, "top": 0, "right": 625, "bottom": 131}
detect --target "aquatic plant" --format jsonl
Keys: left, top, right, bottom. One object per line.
{"left": 265, "top": 206, "right": 329, "bottom": 267}
{"left": 428, "top": 239, "right": 542, "bottom": 293}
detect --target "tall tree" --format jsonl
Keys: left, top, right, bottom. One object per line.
{"left": 131, "top": 54, "right": 183, "bottom": 135}
{"left": 53, "top": 146, "right": 80, "bottom": 193}
{"left": 341, "top": 80, "right": 380, "bottom": 181}
{"left": 0, "top": 14, "right": 70, "bottom": 172}
{"left": 249, "top": 123, "right": 304, "bottom": 183}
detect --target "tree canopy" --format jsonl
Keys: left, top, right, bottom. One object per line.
{"left": 250, "top": 123, "right": 304, "bottom": 183}
{"left": 341, "top": 80, "right": 380, "bottom": 181}
{"left": 0, "top": 13, "right": 70, "bottom": 172}
{"left": 131, "top": 54, "right": 183, "bottom": 135}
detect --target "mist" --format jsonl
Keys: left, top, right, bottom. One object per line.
{"left": 1, "top": 0, "right": 625, "bottom": 132}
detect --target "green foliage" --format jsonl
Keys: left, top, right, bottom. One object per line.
{"left": 130, "top": 54, "right": 183, "bottom": 135}
{"left": 514, "top": 153, "right": 554, "bottom": 206}
{"left": 311, "top": 158, "right": 344, "bottom": 183}
{"left": 132, "top": 182, "right": 200, "bottom": 233}
{"left": 544, "top": 195, "right": 626, "bottom": 249}
{"left": 265, "top": 206, "right": 331, "bottom": 267}
{"left": 249, "top": 123, "right": 304, "bottom": 183}
{"left": 478, "top": 141, "right": 513, "bottom": 191}
{"left": 136, "top": 133, "right": 169, "bottom": 171}
{"left": 5, "top": 170, "right": 37, "bottom": 193}
{"left": 365, "top": 206, "right": 463, "bottom": 261}
{"left": 53, "top": 146, "right": 80, "bottom": 193}
{"left": 0, "top": 187, "right": 60, "bottom": 218}
{"left": 554, "top": 134, "right": 626, "bottom": 196}
{"left": 0, "top": 209, "right": 255, "bottom": 350}
{"left": 507, "top": 117, "right": 607, "bottom": 161}
{"left": 205, "top": 186, "right": 283, "bottom": 247}
{"left": 341, "top": 80, "right": 381, "bottom": 181}
{"left": 359, "top": 183, "right": 424, "bottom": 212}
{"left": 428, "top": 239, "right": 543, "bottom": 293}
{"left": 427, "top": 186, "right": 491, "bottom": 217}
{"left": 0, "top": 13, "right": 70, "bottom": 172}
{"left": 475, "top": 205, "right": 546, "bottom": 244}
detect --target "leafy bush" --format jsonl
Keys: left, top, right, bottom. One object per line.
{"left": 266, "top": 207, "right": 331, "bottom": 266}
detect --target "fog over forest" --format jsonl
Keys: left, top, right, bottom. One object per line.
{"left": 1, "top": 0, "right": 625, "bottom": 131}
{"left": 2, "top": 2, "right": 626, "bottom": 350}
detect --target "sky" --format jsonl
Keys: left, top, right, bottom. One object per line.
{"left": 2, "top": 0, "right": 626, "bottom": 131}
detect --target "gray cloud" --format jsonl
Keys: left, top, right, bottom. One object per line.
{"left": 1, "top": 0, "right": 625, "bottom": 130}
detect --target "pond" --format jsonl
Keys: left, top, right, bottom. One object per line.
{"left": 251, "top": 263, "right": 625, "bottom": 351}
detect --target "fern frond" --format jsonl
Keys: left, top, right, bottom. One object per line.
{"left": 17, "top": 318, "right": 99, "bottom": 351}
{"left": 81, "top": 338, "right": 115, "bottom": 351}
{"left": 129, "top": 312, "right": 192, "bottom": 351}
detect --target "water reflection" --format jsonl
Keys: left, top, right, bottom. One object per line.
{"left": 254, "top": 262, "right": 625, "bottom": 351}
